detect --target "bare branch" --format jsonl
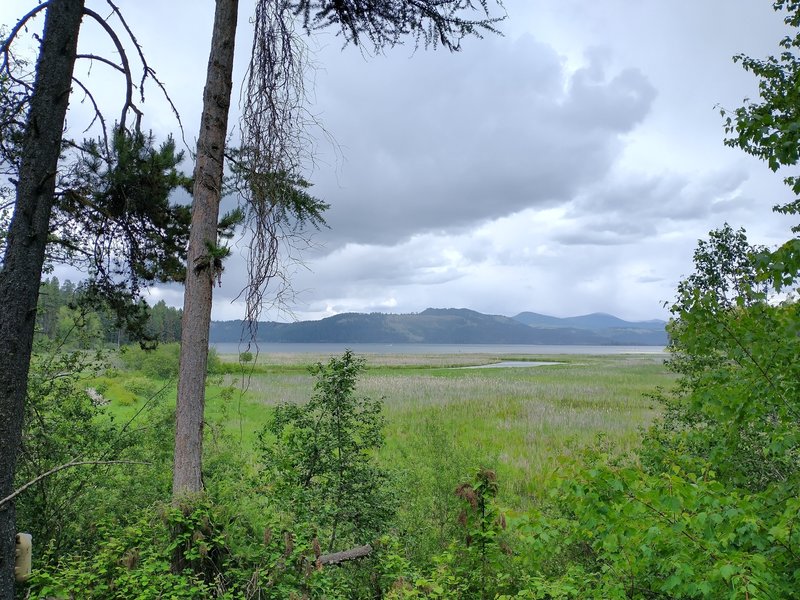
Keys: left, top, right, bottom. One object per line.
{"left": 1, "top": 6, "right": 46, "bottom": 98}
{"left": 0, "top": 3, "right": 49, "bottom": 64}
{"left": 4, "top": 1, "right": 185, "bottom": 147}
{"left": 103, "top": 0, "right": 186, "bottom": 145}
{"left": 0, "top": 459, "right": 150, "bottom": 508}
{"left": 103, "top": 0, "right": 148, "bottom": 100}
{"left": 81, "top": 7, "right": 141, "bottom": 131}
{"left": 70, "top": 76, "right": 109, "bottom": 149}
{"left": 76, "top": 52, "right": 125, "bottom": 74}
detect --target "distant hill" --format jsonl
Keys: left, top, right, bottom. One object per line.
{"left": 512, "top": 311, "right": 667, "bottom": 345}
{"left": 209, "top": 308, "right": 668, "bottom": 346}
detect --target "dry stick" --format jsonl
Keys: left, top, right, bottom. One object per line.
{"left": 75, "top": 53, "right": 125, "bottom": 74}
{"left": 103, "top": 0, "right": 186, "bottom": 143}
{"left": 0, "top": 459, "right": 149, "bottom": 508}
{"left": 71, "top": 76, "right": 108, "bottom": 142}
{"left": 0, "top": 3, "right": 49, "bottom": 95}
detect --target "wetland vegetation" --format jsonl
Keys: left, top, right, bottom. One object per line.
{"left": 17, "top": 340, "right": 674, "bottom": 598}
{"left": 16, "top": 241, "right": 800, "bottom": 598}
{"left": 80, "top": 346, "right": 673, "bottom": 512}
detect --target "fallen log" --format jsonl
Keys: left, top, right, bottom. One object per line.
{"left": 318, "top": 544, "right": 372, "bottom": 565}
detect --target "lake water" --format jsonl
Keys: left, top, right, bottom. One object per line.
{"left": 461, "top": 361, "right": 566, "bottom": 369}
{"left": 211, "top": 342, "right": 666, "bottom": 356}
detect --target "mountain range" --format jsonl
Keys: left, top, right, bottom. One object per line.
{"left": 209, "top": 308, "right": 668, "bottom": 346}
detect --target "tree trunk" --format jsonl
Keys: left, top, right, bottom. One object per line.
{"left": 0, "top": 1, "right": 84, "bottom": 596}
{"left": 172, "top": 0, "right": 239, "bottom": 498}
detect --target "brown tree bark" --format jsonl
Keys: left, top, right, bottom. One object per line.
{"left": 0, "top": 1, "right": 84, "bottom": 596}
{"left": 172, "top": 0, "right": 239, "bottom": 497}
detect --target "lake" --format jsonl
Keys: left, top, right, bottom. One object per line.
{"left": 211, "top": 342, "right": 667, "bottom": 356}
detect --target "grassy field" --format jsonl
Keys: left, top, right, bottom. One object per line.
{"left": 79, "top": 348, "right": 674, "bottom": 568}
{"left": 104, "top": 350, "right": 672, "bottom": 510}
{"left": 211, "top": 352, "right": 672, "bottom": 504}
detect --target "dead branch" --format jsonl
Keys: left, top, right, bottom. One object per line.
{"left": 0, "top": 5, "right": 47, "bottom": 97}
{"left": 71, "top": 75, "right": 109, "bottom": 144}
{"left": 103, "top": 0, "right": 186, "bottom": 143}
{"left": 81, "top": 7, "right": 141, "bottom": 131}
{"left": 0, "top": 459, "right": 150, "bottom": 508}
{"left": 76, "top": 53, "right": 126, "bottom": 74}
{"left": 0, "top": 3, "right": 49, "bottom": 63}
{"left": 2, "top": 2, "right": 175, "bottom": 158}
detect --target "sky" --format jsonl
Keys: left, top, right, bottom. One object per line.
{"left": 2, "top": 0, "right": 797, "bottom": 322}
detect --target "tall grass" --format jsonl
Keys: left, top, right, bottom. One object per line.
{"left": 107, "top": 353, "right": 670, "bottom": 493}
{"left": 215, "top": 352, "right": 671, "bottom": 504}
{"left": 103, "top": 349, "right": 671, "bottom": 562}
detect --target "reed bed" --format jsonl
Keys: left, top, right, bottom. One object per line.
{"left": 216, "top": 352, "right": 672, "bottom": 505}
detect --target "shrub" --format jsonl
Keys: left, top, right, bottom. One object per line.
{"left": 120, "top": 342, "right": 180, "bottom": 379}
{"left": 259, "top": 350, "right": 396, "bottom": 554}
{"left": 25, "top": 500, "right": 235, "bottom": 599}
{"left": 122, "top": 374, "right": 163, "bottom": 398}
{"left": 119, "top": 343, "right": 221, "bottom": 378}
{"left": 495, "top": 227, "right": 800, "bottom": 599}
{"left": 377, "top": 469, "right": 514, "bottom": 599}
{"left": 207, "top": 345, "right": 221, "bottom": 374}
{"left": 16, "top": 347, "right": 173, "bottom": 562}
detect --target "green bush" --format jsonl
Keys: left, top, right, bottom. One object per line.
{"left": 259, "top": 350, "right": 396, "bottom": 554}
{"left": 26, "top": 500, "right": 234, "bottom": 599}
{"left": 24, "top": 492, "right": 384, "bottom": 600}
{"left": 120, "top": 342, "right": 222, "bottom": 378}
{"left": 123, "top": 374, "right": 163, "bottom": 398}
{"left": 376, "top": 469, "right": 515, "bottom": 599}
{"left": 16, "top": 347, "right": 174, "bottom": 562}
{"left": 120, "top": 342, "right": 179, "bottom": 378}
{"left": 207, "top": 346, "right": 221, "bottom": 374}
{"left": 491, "top": 226, "right": 800, "bottom": 599}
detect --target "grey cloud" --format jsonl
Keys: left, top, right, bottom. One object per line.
{"left": 562, "top": 51, "right": 656, "bottom": 131}
{"left": 555, "top": 228, "right": 647, "bottom": 246}
{"left": 556, "top": 168, "right": 753, "bottom": 245}
{"left": 308, "top": 33, "right": 657, "bottom": 248}
{"left": 636, "top": 275, "right": 666, "bottom": 284}
{"left": 262, "top": 239, "right": 471, "bottom": 310}
{"left": 709, "top": 193, "right": 754, "bottom": 213}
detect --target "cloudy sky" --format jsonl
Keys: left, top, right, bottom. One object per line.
{"left": 2, "top": 0, "right": 796, "bottom": 322}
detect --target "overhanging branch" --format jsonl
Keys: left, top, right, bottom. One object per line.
{"left": 0, "top": 459, "right": 151, "bottom": 509}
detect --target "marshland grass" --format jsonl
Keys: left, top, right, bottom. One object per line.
{"left": 216, "top": 351, "right": 672, "bottom": 506}
{"left": 104, "top": 350, "right": 671, "bottom": 510}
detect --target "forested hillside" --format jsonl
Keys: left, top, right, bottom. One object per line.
{"left": 210, "top": 308, "right": 667, "bottom": 345}
{"left": 35, "top": 277, "right": 182, "bottom": 347}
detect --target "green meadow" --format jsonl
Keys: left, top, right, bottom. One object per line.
{"left": 23, "top": 345, "right": 690, "bottom": 597}
{"left": 105, "top": 349, "right": 672, "bottom": 508}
